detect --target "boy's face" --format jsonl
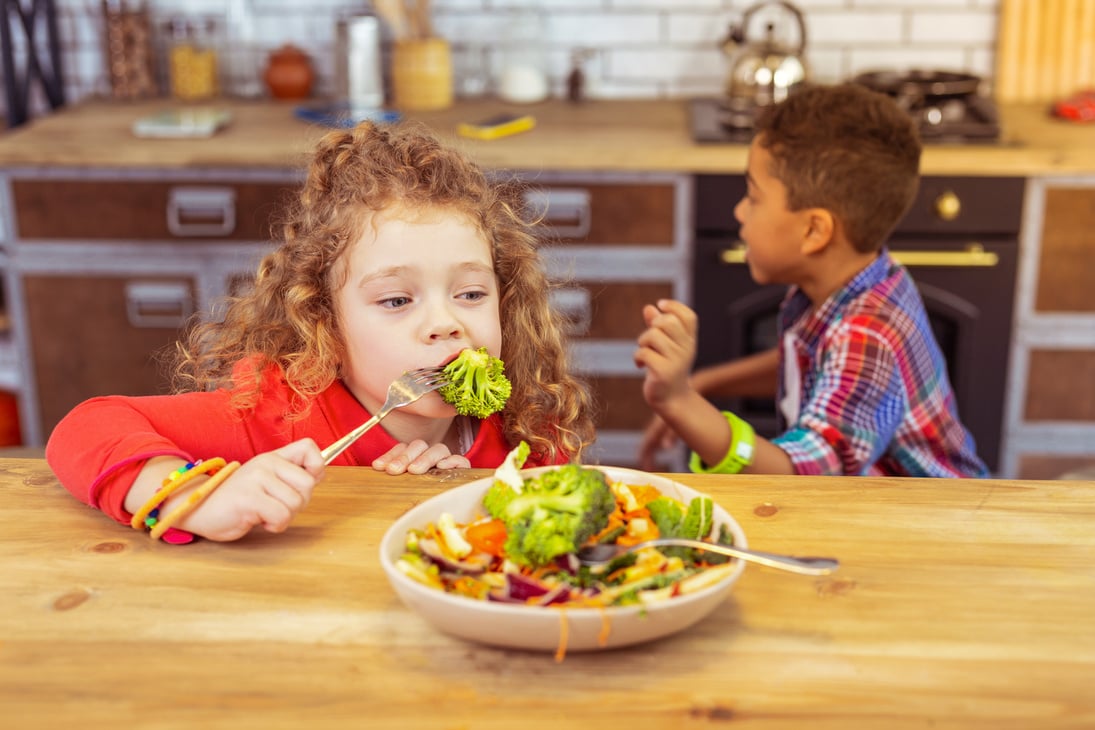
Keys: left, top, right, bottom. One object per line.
{"left": 734, "top": 137, "right": 813, "bottom": 286}
{"left": 334, "top": 207, "right": 502, "bottom": 420}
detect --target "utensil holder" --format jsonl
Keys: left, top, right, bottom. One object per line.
{"left": 391, "top": 38, "right": 453, "bottom": 111}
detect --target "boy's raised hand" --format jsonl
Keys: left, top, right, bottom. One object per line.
{"left": 181, "top": 438, "right": 325, "bottom": 542}
{"left": 634, "top": 299, "right": 700, "bottom": 410}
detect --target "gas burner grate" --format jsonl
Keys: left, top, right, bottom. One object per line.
{"left": 688, "top": 89, "right": 1001, "bottom": 146}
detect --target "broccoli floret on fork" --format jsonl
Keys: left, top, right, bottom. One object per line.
{"left": 438, "top": 347, "right": 512, "bottom": 419}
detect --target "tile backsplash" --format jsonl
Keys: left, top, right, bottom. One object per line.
{"left": 5, "top": 0, "right": 1000, "bottom": 123}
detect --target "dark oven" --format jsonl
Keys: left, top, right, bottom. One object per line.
{"left": 692, "top": 175, "right": 1023, "bottom": 473}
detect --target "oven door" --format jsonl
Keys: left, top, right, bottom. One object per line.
{"left": 692, "top": 236, "right": 1016, "bottom": 472}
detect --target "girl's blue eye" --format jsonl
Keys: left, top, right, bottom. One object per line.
{"left": 459, "top": 290, "right": 487, "bottom": 302}
{"left": 381, "top": 296, "right": 412, "bottom": 309}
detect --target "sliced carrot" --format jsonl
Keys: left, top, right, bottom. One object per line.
{"left": 464, "top": 518, "right": 507, "bottom": 557}
{"left": 629, "top": 484, "right": 664, "bottom": 507}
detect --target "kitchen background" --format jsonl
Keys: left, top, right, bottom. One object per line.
{"left": 5, "top": 0, "right": 1093, "bottom": 481}
{"left": 5, "top": 0, "right": 1000, "bottom": 122}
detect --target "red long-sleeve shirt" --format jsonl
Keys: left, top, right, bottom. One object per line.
{"left": 46, "top": 368, "right": 561, "bottom": 526}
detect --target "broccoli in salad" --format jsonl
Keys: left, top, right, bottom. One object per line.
{"left": 647, "top": 495, "right": 734, "bottom": 564}
{"left": 438, "top": 347, "right": 512, "bottom": 419}
{"left": 482, "top": 443, "right": 615, "bottom": 568}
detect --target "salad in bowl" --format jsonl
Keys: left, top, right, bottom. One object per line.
{"left": 379, "top": 444, "right": 748, "bottom": 657}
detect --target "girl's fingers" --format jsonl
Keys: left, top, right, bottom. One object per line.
{"left": 407, "top": 450, "right": 466, "bottom": 474}
{"left": 260, "top": 476, "right": 309, "bottom": 513}
{"left": 253, "top": 495, "right": 294, "bottom": 534}
{"left": 277, "top": 438, "right": 326, "bottom": 476}
{"left": 374, "top": 440, "right": 429, "bottom": 474}
{"left": 406, "top": 443, "right": 463, "bottom": 474}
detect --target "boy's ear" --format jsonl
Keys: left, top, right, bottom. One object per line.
{"left": 801, "top": 208, "right": 835, "bottom": 255}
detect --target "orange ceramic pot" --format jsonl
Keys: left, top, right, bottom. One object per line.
{"left": 264, "top": 44, "right": 314, "bottom": 100}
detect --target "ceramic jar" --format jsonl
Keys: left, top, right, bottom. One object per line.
{"left": 391, "top": 38, "right": 453, "bottom": 111}
{"left": 263, "top": 44, "right": 314, "bottom": 100}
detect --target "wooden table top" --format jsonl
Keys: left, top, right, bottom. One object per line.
{"left": 2, "top": 97, "right": 1095, "bottom": 176}
{"left": 2, "top": 457, "right": 1094, "bottom": 729}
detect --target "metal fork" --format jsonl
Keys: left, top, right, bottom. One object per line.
{"left": 321, "top": 367, "right": 447, "bottom": 465}
{"left": 576, "top": 538, "right": 838, "bottom": 576}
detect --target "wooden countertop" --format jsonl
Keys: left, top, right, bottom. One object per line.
{"left": 2, "top": 457, "right": 1093, "bottom": 728}
{"left": 2, "top": 97, "right": 1095, "bottom": 176}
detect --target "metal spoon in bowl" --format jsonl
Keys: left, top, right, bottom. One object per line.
{"left": 576, "top": 538, "right": 838, "bottom": 576}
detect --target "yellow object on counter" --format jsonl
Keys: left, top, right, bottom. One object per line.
{"left": 170, "top": 44, "right": 218, "bottom": 100}
{"left": 457, "top": 113, "right": 536, "bottom": 140}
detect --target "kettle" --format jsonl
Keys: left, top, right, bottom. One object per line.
{"left": 721, "top": 0, "right": 809, "bottom": 109}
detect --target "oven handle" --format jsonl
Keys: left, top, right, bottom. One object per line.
{"left": 718, "top": 243, "right": 999, "bottom": 267}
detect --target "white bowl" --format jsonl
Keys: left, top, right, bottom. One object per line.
{"left": 379, "top": 465, "right": 748, "bottom": 653}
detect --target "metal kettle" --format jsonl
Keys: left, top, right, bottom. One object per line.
{"left": 721, "top": 0, "right": 809, "bottom": 108}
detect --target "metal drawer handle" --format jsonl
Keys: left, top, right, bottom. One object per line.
{"left": 524, "top": 188, "right": 592, "bottom": 239}
{"left": 719, "top": 243, "right": 998, "bottom": 268}
{"left": 125, "top": 281, "right": 194, "bottom": 328}
{"left": 549, "top": 286, "right": 592, "bottom": 336}
{"left": 891, "top": 244, "right": 998, "bottom": 268}
{"left": 166, "top": 186, "right": 237, "bottom": 237}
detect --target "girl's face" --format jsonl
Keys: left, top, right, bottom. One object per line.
{"left": 335, "top": 206, "right": 502, "bottom": 423}
{"left": 733, "top": 137, "right": 813, "bottom": 286}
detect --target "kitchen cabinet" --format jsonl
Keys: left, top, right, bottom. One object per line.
{"left": 0, "top": 165, "right": 691, "bottom": 467}
{"left": 528, "top": 172, "right": 692, "bottom": 470}
{"left": 1003, "top": 178, "right": 1095, "bottom": 479}
{"left": 1, "top": 169, "right": 299, "bottom": 445}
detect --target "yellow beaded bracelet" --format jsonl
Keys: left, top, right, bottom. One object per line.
{"left": 149, "top": 460, "right": 241, "bottom": 541}
{"left": 130, "top": 458, "right": 228, "bottom": 531}
{"left": 689, "top": 411, "right": 756, "bottom": 475}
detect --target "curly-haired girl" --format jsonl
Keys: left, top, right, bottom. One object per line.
{"left": 47, "top": 121, "right": 595, "bottom": 543}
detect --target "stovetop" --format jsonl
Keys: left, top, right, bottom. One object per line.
{"left": 689, "top": 94, "right": 1002, "bottom": 145}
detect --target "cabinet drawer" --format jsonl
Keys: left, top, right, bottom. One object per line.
{"left": 24, "top": 274, "right": 196, "bottom": 440}
{"left": 695, "top": 175, "right": 1025, "bottom": 237}
{"left": 1024, "top": 349, "right": 1095, "bottom": 421}
{"left": 13, "top": 180, "right": 296, "bottom": 241}
{"left": 554, "top": 280, "right": 673, "bottom": 341}
{"left": 587, "top": 374, "right": 649, "bottom": 431}
{"left": 1016, "top": 455, "right": 1095, "bottom": 481}
{"left": 1036, "top": 187, "right": 1095, "bottom": 313}
{"left": 529, "top": 183, "right": 676, "bottom": 246}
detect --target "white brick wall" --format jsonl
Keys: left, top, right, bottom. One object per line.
{"left": 4, "top": 0, "right": 1001, "bottom": 124}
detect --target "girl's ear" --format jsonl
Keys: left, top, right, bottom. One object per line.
{"left": 800, "top": 208, "right": 835, "bottom": 255}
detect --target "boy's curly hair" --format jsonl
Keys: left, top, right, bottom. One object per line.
{"left": 754, "top": 82, "right": 922, "bottom": 253}
{"left": 173, "top": 121, "right": 596, "bottom": 463}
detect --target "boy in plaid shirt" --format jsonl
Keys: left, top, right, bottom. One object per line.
{"left": 636, "top": 83, "right": 987, "bottom": 478}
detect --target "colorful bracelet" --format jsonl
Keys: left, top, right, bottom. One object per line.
{"left": 149, "top": 461, "right": 240, "bottom": 541}
{"left": 130, "top": 458, "right": 228, "bottom": 531}
{"left": 689, "top": 411, "right": 756, "bottom": 475}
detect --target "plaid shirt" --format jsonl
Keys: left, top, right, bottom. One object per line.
{"left": 772, "top": 251, "right": 988, "bottom": 478}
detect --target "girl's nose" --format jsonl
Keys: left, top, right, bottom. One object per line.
{"left": 428, "top": 322, "right": 463, "bottom": 341}
{"left": 423, "top": 301, "right": 464, "bottom": 341}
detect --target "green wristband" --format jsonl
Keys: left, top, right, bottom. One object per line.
{"left": 689, "top": 411, "right": 756, "bottom": 475}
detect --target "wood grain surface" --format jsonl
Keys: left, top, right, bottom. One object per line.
{"left": 2, "top": 458, "right": 1093, "bottom": 729}
{"left": 1, "top": 97, "right": 1095, "bottom": 176}
{"left": 996, "top": 0, "right": 1095, "bottom": 103}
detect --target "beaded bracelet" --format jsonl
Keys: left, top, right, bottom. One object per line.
{"left": 130, "top": 458, "right": 228, "bottom": 531}
{"left": 689, "top": 411, "right": 756, "bottom": 475}
{"left": 149, "top": 461, "right": 240, "bottom": 541}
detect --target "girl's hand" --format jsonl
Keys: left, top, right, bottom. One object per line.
{"left": 372, "top": 440, "right": 471, "bottom": 475}
{"left": 180, "top": 438, "right": 325, "bottom": 542}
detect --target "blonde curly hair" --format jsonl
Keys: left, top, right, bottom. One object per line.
{"left": 173, "top": 121, "right": 596, "bottom": 463}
